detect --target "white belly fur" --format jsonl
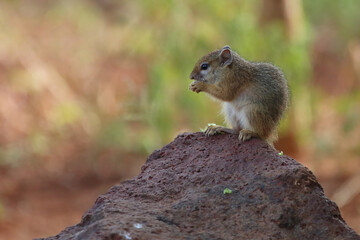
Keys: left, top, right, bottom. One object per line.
{"left": 222, "top": 95, "right": 253, "bottom": 132}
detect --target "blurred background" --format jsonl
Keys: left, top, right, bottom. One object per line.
{"left": 0, "top": 0, "right": 359, "bottom": 239}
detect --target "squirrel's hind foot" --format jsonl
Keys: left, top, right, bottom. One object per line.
{"left": 238, "top": 129, "right": 258, "bottom": 142}
{"left": 204, "top": 123, "right": 237, "bottom": 136}
{"left": 204, "top": 125, "right": 224, "bottom": 136}
{"left": 204, "top": 125, "right": 235, "bottom": 136}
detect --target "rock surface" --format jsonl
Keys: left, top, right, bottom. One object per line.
{"left": 41, "top": 132, "right": 360, "bottom": 240}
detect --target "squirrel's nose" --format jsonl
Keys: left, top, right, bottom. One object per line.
{"left": 190, "top": 73, "right": 195, "bottom": 80}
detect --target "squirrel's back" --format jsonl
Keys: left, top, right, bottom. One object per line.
{"left": 251, "top": 62, "right": 289, "bottom": 122}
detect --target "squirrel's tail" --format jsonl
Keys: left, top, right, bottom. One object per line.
{"left": 265, "top": 131, "right": 278, "bottom": 150}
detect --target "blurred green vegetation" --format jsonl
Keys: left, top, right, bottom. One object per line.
{"left": 0, "top": 0, "right": 359, "bottom": 167}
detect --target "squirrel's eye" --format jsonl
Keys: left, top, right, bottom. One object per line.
{"left": 200, "top": 63, "right": 209, "bottom": 70}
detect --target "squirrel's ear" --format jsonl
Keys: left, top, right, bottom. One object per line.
{"left": 219, "top": 48, "right": 233, "bottom": 66}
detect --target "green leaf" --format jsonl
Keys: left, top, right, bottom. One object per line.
{"left": 223, "top": 188, "right": 233, "bottom": 194}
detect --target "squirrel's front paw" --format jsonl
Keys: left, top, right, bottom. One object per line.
{"left": 189, "top": 81, "right": 204, "bottom": 93}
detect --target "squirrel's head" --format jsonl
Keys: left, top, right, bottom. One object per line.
{"left": 190, "top": 45, "right": 233, "bottom": 84}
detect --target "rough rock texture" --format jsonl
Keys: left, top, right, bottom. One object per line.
{"left": 42, "top": 132, "right": 360, "bottom": 240}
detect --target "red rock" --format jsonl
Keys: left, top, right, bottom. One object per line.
{"left": 40, "top": 132, "right": 360, "bottom": 240}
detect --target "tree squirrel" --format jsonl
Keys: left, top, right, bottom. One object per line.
{"left": 189, "top": 46, "right": 289, "bottom": 146}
